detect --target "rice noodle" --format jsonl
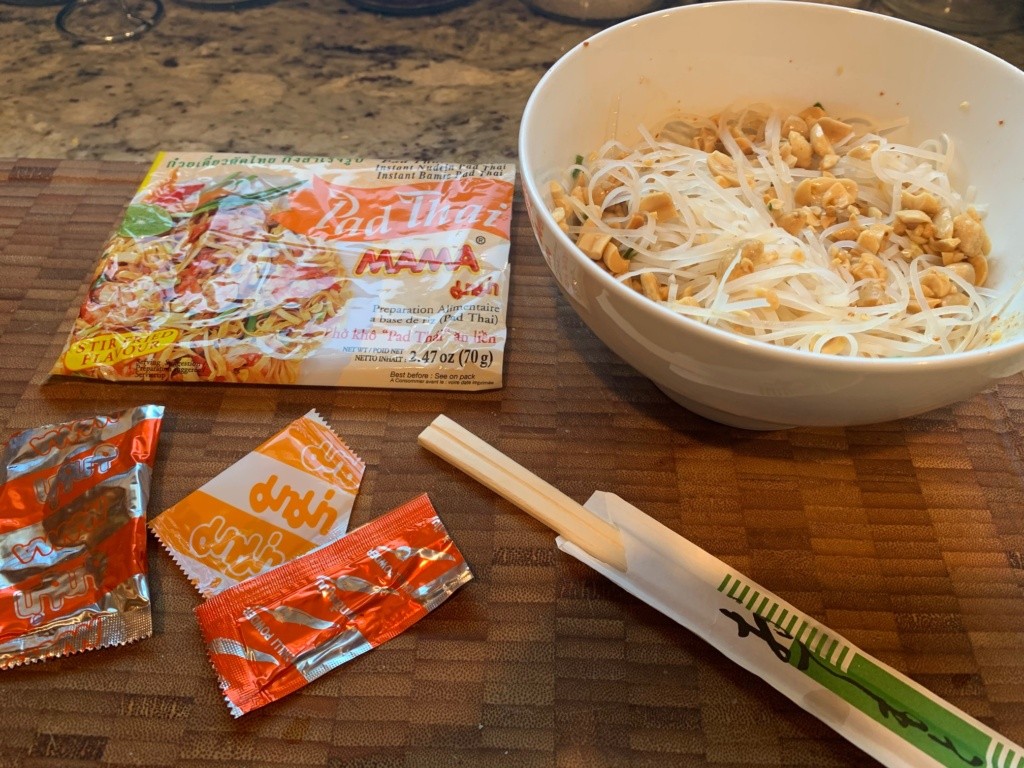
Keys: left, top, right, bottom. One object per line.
{"left": 551, "top": 104, "right": 1005, "bottom": 358}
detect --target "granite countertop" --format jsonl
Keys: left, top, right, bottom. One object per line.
{"left": 0, "top": 0, "right": 1021, "bottom": 164}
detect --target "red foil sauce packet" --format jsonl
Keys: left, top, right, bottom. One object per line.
{"left": 196, "top": 493, "right": 471, "bottom": 716}
{"left": 0, "top": 405, "right": 164, "bottom": 669}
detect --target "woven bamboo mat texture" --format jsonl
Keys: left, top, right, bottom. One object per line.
{"left": 1, "top": 158, "right": 1023, "bottom": 768}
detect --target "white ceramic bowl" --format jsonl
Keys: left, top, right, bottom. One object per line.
{"left": 518, "top": 0, "right": 1024, "bottom": 429}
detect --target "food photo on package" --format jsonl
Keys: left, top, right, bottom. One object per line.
{"left": 195, "top": 493, "right": 472, "bottom": 716}
{"left": 0, "top": 405, "right": 164, "bottom": 669}
{"left": 150, "top": 409, "right": 365, "bottom": 596}
{"left": 51, "top": 153, "right": 515, "bottom": 390}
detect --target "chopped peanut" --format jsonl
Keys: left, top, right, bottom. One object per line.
{"left": 638, "top": 191, "right": 676, "bottom": 219}
{"left": 739, "top": 239, "right": 765, "bottom": 264}
{"left": 731, "top": 258, "right": 755, "bottom": 277}
{"left": 777, "top": 209, "right": 812, "bottom": 236}
{"left": 855, "top": 281, "right": 886, "bottom": 307}
{"left": 809, "top": 122, "right": 833, "bottom": 158}
{"left": 575, "top": 219, "right": 610, "bottom": 261}
{"left": 831, "top": 224, "right": 861, "bottom": 243}
{"left": 778, "top": 141, "right": 799, "bottom": 169}
{"left": 549, "top": 181, "right": 575, "bottom": 227}
{"left": 900, "top": 190, "right": 941, "bottom": 216}
{"left": 781, "top": 114, "right": 809, "bottom": 137}
{"left": 968, "top": 254, "right": 988, "bottom": 285}
{"left": 856, "top": 225, "right": 888, "bottom": 255}
{"left": 795, "top": 176, "right": 857, "bottom": 208}
{"left": 821, "top": 180, "right": 856, "bottom": 208}
{"left": 697, "top": 128, "right": 717, "bottom": 153}
{"left": 850, "top": 252, "right": 886, "bottom": 281}
{"left": 551, "top": 206, "right": 569, "bottom": 233}
{"left": 907, "top": 297, "right": 942, "bottom": 313}
{"left": 953, "top": 211, "right": 990, "bottom": 258}
{"left": 847, "top": 142, "right": 879, "bottom": 160}
{"left": 920, "top": 270, "right": 952, "bottom": 299}
{"left": 941, "top": 291, "right": 971, "bottom": 307}
{"left": 591, "top": 183, "right": 610, "bottom": 206}
{"left": 639, "top": 272, "right": 661, "bottom": 301}
{"left": 707, "top": 151, "right": 737, "bottom": 183}
{"left": 798, "top": 105, "right": 827, "bottom": 123}
{"left": 816, "top": 116, "right": 854, "bottom": 144}
{"left": 602, "top": 242, "right": 630, "bottom": 275}
{"left": 896, "top": 209, "right": 932, "bottom": 227}
{"left": 623, "top": 212, "right": 647, "bottom": 229}
{"left": 820, "top": 337, "right": 849, "bottom": 355}
{"left": 946, "top": 261, "right": 976, "bottom": 284}
{"left": 901, "top": 242, "right": 924, "bottom": 262}
{"left": 787, "top": 131, "right": 813, "bottom": 168}
{"left": 820, "top": 153, "right": 840, "bottom": 171}
{"left": 932, "top": 208, "right": 954, "bottom": 239}
{"left": 729, "top": 126, "right": 754, "bottom": 154}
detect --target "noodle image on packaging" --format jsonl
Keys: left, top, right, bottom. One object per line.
{"left": 195, "top": 493, "right": 472, "bottom": 717}
{"left": 150, "top": 409, "right": 365, "bottom": 597}
{"left": 0, "top": 405, "right": 164, "bottom": 669}
{"left": 51, "top": 153, "right": 516, "bottom": 389}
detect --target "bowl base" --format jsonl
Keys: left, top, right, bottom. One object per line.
{"left": 654, "top": 383, "right": 795, "bottom": 431}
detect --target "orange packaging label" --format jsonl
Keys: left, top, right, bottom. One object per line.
{"left": 276, "top": 175, "right": 514, "bottom": 242}
{"left": 150, "top": 409, "right": 364, "bottom": 596}
{"left": 195, "top": 494, "right": 472, "bottom": 717}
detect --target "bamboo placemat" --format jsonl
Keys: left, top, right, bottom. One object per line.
{"left": 1, "top": 158, "right": 1022, "bottom": 768}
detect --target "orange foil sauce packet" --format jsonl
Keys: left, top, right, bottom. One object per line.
{"left": 195, "top": 494, "right": 472, "bottom": 716}
{"left": 0, "top": 405, "right": 164, "bottom": 669}
{"left": 150, "top": 410, "right": 364, "bottom": 596}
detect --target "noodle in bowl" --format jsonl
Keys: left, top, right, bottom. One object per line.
{"left": 519, "top": 1, "right": 1024, "bottom": 429}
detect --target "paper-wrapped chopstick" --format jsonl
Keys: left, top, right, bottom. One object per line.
{"left": 419, "top": 414, "right": 1024, "bottom": 768}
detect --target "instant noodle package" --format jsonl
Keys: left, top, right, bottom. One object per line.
{"left": 52, "top": 153, "right": 515, "bottom": 389}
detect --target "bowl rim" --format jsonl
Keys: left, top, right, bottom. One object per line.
{"left": 518, "top": 0, "right": 1024, "bottom": 375}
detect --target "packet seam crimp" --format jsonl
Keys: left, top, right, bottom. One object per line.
{"left": 0, "top": 603, "right": 153, "bottom": 670}
{"left": 148, "top": 527, "right": 210, "bottom": 595}
{"left": 282, "top": 407, "right": 365, "bottom": 482}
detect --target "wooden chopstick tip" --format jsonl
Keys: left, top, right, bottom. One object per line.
{"left": 417, "top": 413, "right": 629, "bottom": 573}
{"left": 418, "top": 413, "right": 457, "bottom": 446}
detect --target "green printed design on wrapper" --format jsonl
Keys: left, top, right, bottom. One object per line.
{"left": 119, "top": 204, "right": 174, "bottom": 238}
{"left": 717, "top": 573, "right": 1021, "bottom": 768}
